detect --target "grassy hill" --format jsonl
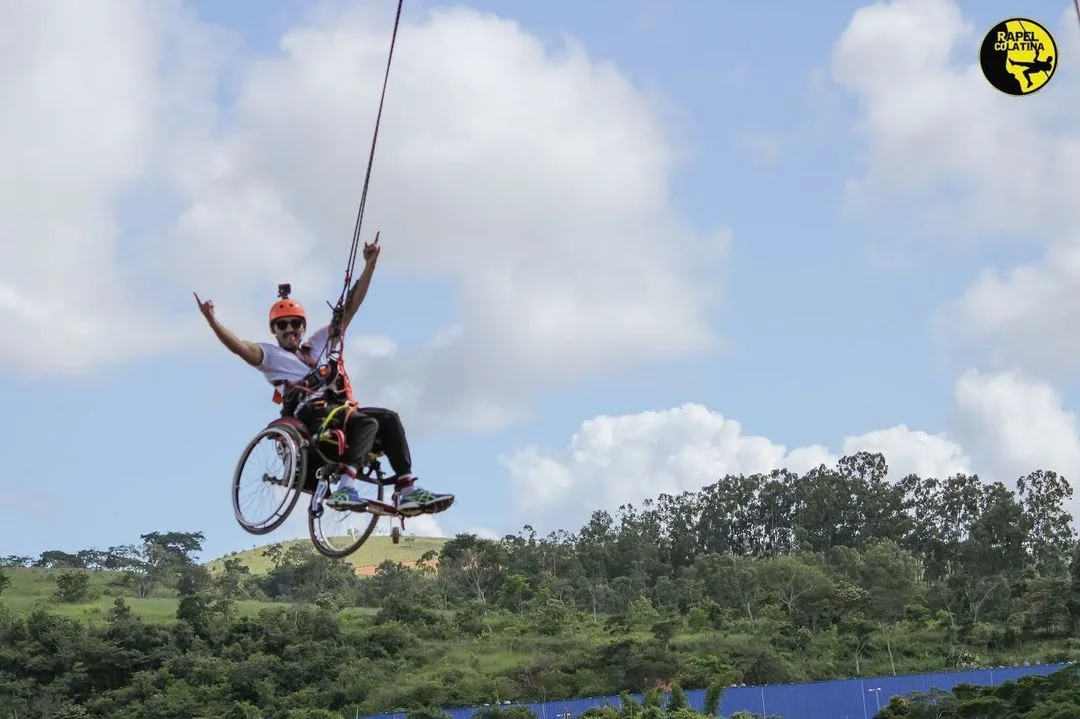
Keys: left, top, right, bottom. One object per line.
{"left": 2, "top": 535, "right": 446, "bottom": 624}
{"left": 203, "top": 534, "right": 446, "bottom": 574}
{"left": 9, "top": 457, "right": 1080, "bottom": 717}
{"left": 0, "top": 567, "right": 292, "bottom": 623}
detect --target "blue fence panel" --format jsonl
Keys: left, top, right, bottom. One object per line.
{"left": 717, "top": 663, "right": 1072, "bottom": 718}
{"left": 359, "top": 662, "right": 1074, "bottom": 719}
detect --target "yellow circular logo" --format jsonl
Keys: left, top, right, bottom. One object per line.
{"left": 980, "top": 18, "right": 1057, "bottom": 95}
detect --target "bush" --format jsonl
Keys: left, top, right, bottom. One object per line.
{"left": 53, "top": 571, "right": 92, "bottom": 603}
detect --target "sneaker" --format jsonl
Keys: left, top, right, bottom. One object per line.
{"left": 324, "top": 485, "right": 368, "bottom": 511}
{"left": 395, "top": 486, "right": 455, "bottom": 515}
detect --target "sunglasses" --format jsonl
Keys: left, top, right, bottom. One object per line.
{"left": 273, "top": 318, "right": 304, "bottom": 331}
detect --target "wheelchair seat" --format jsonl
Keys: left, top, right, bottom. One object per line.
{"left": 267, "top": 416, "right": 309, "bottom": 439}
{"left": 266, "top": 416, "right": 384, "bottom": 461}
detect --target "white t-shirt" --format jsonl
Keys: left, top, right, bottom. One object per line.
{"left": 256, "top": 324, "right": 332, "bottom": 399}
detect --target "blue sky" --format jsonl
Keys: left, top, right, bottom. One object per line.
{"left": 3, "top": 0, "right": 1078, "bottom": 562}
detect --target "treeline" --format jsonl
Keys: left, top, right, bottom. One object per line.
{"left": 3, "top": 453, "right": 1080, "bottom": 718}
{"left": 2, "top": 530, "right": 207, "bottom": 603}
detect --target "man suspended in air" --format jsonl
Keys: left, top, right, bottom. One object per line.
{"left": 193, "top": 237, "right": 454, "bottom": 515}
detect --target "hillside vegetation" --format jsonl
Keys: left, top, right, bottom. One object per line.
{"left": 3, "top": 452, "right": 1080, "bottom": 719}
{"left": 877, "top": 665, "right": 1080, "bottom": 717}
{"left": 1, "top": 535, "right": 441, "bottom": 625}
{"left": 205, "top": 535, "right": 446, "bottom": 575}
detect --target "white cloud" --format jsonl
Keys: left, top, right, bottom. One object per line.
{"left": 369, "top": 514, "right": 444, "bottom": 538}
{"left": 2, "top": 2, "right": 727, "bottom": 432}
{"left": 0, "top": 0, "right": 214, "bottom": 374}
{"left": 466, "top": 526, "right": 502, "bottom": 540}
{"left": 950, "top": 369, "right": 1080, "bottom": 485}
{"left": 402, "top": 514, "right": 444, "bottom": 538}
{"left": 504, "top": 370, "right": 1080, "bottom": 531}
{"left": 841, "top": 425, "right": 970, "bottom": 480}
{"left": 831, "top": 0, "right": 1080, "bottom": 373}
{"left": 297, "top": 6, "right": 729, "bottom": 430}
{"left": 349, "top": 334, "right": 399, "bottom": 360}
{"left": 831, "top": 0, "right": 1080, "bottom": 241}
{"left": 503, "top": 402, "right": 836, "bottom": 518}
{"left": 935, "top": 241, "right": 1080, "bottom": 375}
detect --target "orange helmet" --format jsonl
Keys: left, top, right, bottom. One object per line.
{"left": 268, "top": 298, "right": 306, "bottom": 329}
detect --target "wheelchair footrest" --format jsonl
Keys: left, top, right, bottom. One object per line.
{"left": 360, "top": 499, "right": 398, "bottom": 517}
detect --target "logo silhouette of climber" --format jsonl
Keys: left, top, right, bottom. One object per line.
{"left": 1008, "top": 47, "right": 1054, "bottom": 89}
{"left": 979, "top": 18, "right": 1058, "bottom": 96}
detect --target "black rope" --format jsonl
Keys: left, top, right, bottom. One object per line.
{"left": 278, "top": 0, "right": 405, "bottom": 409}
{"left": 336, "top": 0, "right": 405, "bottom": 320}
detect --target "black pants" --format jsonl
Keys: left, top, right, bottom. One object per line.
{"left": 296, "top": 403, "right": 412, "bottom": 476}
{"left": 359, "top": 406, "right": 413, "bottom": 476}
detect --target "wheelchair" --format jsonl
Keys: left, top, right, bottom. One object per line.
{"left": 230, "top": 415, "right": 407, "bottom": 558}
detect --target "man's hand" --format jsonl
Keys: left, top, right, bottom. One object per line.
{"left": 194, "top": 291, "right": 263, "bottom": 366}
{"left": 343, "top": 234, "right": 380, "bottom": 333}
{"left": 362, "top": 232, "right": 380, "bottom": 265}
{"left": 194, "top": 292, "right": 216, "bottom": 324}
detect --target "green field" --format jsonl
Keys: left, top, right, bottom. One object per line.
{"left": 204, "top": 534, "right": 446, "bottom": 574}
{"left": 0, "top": 567, "right": 284, "bottom": 623}
{"left": 2, "top": 533, "right": 443, "bottom": 624}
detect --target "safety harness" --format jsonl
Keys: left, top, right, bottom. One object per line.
{"left": 269, "top": 343, "right": 357, "bottom": 458}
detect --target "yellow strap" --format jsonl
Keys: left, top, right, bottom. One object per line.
{"left": 316, "top": 402, "right": 356, "bottom": 441}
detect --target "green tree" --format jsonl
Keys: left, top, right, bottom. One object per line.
{"left": 215, "top": 556, "right": 253, "bottom": 599}
{"left": 438, "top": 533, "right": 509, "bottom": 603}
{"left": 34, "top": 550, "right": 84, "bottom": 569}
{"left": 226, "top": 702, "right": 264, "bottom": 719}
{"left": 758, "top": 554, "right": 833, "bottom": 628}
{"left": 858, "top": 540, "right": 921, "bottom": 622}
{"left": 665, "top": 682, "right": 687, "bottom": 711}
{"left": 52, "top": 570, "right": 91, "bottom": 603}
{"left": 1016, "top": 469, "right": 1076, "bottom": 571}
{"left": 704, "top": 681, "right": 723, "bottom": 716}
{"left": 8, "top": 454, "right": 1080, "bottom": 717}
{"left": 52, "top": 703, "right": 91, "bottom": 719}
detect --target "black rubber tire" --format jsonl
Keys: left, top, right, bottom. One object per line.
{"left": 308, "top": 470, "right": 383, "bottom": 558}
{"left": 231, "top": 426, "right": 306, "bottom": 535}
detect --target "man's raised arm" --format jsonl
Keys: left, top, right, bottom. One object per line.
{"left": 194, "top": 292, "right": 264, "bottom": 367}
{"left": 342, "top": 236, "right": 382, "bottom": 332}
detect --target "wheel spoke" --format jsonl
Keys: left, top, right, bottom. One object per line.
{"left": 232, "top": 427, "right": 304, "bottom": 535}
{"left": 308, "top": 468, "right": 384, "bottom": 557}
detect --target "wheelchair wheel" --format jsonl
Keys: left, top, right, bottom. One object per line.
{"left": 307, "top": 464, "right": 383, "bottom": 558}
{"left": 232, "top": 425, "right": 306, "bottom": 535}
